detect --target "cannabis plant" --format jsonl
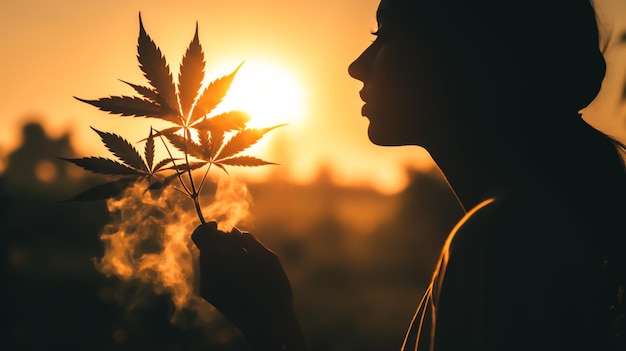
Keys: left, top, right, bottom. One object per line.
{"left": 63, "top": 14, "right": 281, "bottom": 223}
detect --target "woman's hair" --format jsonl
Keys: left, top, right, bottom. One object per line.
{"left": 389, "top": 0, "right": 605, "bottom": 112}
{"left": 395, "top": 0, "right": 625, "bottom": 231}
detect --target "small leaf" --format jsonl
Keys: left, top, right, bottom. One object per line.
{"left": 144, "top": 126, "right": 181, "bottom": 141}
{"left": 164, "top": 132, "right": 206, "bottom": 160}
{"left": 137, "top": 126, "right": 180, "bottom": 143}
{"left": 64, "top": 178, "right": 138, "bottom": 202}
{"left": 75, "top": 96, "right": 180, "bottom": 125}
{"left": 215, "top": 125, "right": 285, "bottom": 161}
{"left": 137, "top": 13, "right": 179, "bottom": 113}
{"left": 152, "top": 158, "right": 178, "bottom": 173}
{"left": 119, "top": 80, "right": 160, "bottom": 102}
{"left": 91, "top": 127, "right": 147, "bottom": 172}
{"left": 217, "top": 156, "right": 276, "bottom": 167}
{"left": 213, "top": 163, "right": 229, "bottom": 175}
{"left": 191, "top": 111, "right": 250, "bottom": 132}
{"left": 198, "top": 129, "right": 211, "bottom": 160}
{"left": 178, "top": 22, "right": 205, "bottom": 119}
{"left": 209, "top": 130, "right": 225, "bottom": 160}
{"left": 164, "top": 161, "right": 207, "bottom": 173}
{"left": 147, "top": 174, "right": 178, "bottom": 191}
{"left": 145, "top": 129, "right": 155, "bottom": 171}
{"left": 61, "top": 157, "right": 142, "bottom": 176}
{"left": 190, "top": 62, "right": 243, "bottom": 124}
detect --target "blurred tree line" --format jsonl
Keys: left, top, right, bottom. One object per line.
{"left": 0, "top": 122, "right": 462, "bottom": 351}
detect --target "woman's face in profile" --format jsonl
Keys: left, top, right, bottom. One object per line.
{"left": 349, "top": 0, "right": 449, "bottom": 147}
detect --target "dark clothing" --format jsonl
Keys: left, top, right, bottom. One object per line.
{"left": 401, "top": 196, "right": 608, "bottom": 350}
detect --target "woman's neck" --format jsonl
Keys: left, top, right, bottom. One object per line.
{"left": 435, "top": 153, "right": 502, "bottom": 212}
{"left": 428, "top": 129, "right": 524, "bottom": 212}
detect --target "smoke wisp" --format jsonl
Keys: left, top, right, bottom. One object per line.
{"left": 94, "top": 175, "right": 252, "bottom": 320}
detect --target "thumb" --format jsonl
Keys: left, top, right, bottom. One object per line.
{"left": 191, "top": 221, "right": 219, "bottom": 250}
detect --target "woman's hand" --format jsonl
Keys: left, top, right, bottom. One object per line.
{"left": 192, "top": 222, "right": 306, "bottom": 351}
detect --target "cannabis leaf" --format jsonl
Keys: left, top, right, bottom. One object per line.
{"left": 137, "top": 13, "right": 179, "bottom": 115}
{"left": 61, "top": 157, "right": 142, "bottom": 176}
{"left": 191, "top": 111, "right": 250, "bottom": 131}
{"left": 119, "top": 80, "right": 160, "bottom": 103}
{"left": 178, "top": 22, "right": 205, "bottom": 120}
{"left": 215, "top": 125, "right": 285, "bottom": 161}
{"left": 217, "top": 156, "right": 275, "bottom": 167}
{"left": 190, "top": 62, "right": 243, "bottom": 125}
{"left": 65, "top": 14, "right": 283, "bottom": 224}
{"left": 74, "top": 96, "right": 178, "bottom": 124}
{"left": 92, "top": 127, "right": 148, "bottom": 172}
{"left": 145, "top": 128, "right": 155, "bottom": 170}
{"left": 164, "top": 131, "right": 206, "bottom": 160}
{"left": 62, "top": 128, "right": 181, "bottom": 201}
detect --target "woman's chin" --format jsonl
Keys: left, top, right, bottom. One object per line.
{"left": 367, "top": 124, "right": 409, "bottom": 146}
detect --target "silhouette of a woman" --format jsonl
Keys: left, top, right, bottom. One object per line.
{"left": 193, "top": 0, "right": 626, "bottom": 350}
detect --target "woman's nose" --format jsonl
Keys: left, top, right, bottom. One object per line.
{"left": 348, "top": 45, "right": 373, "bottom": 82}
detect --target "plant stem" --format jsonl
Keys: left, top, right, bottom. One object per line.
{"left": 184, "top": 128, "right": 206, "bottom": 224}
{"left": 157, "top": 130, "right": 192, "bottom": 195}
{"left": 151, "top": 174, "right": 189, "bottom": 197}
{"left": 192, "top": 194, "right": 206, "bottom": 224}
{"left": 197, "top": 162, "right": 213, "bottom": 194}
{"left": 155, "top": 128, "right": 207, "bottom": 224}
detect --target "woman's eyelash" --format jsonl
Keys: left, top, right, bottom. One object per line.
{"left": 371, "top": 23, "right": 387, "bottom": 37}
{"left": 370, "top": 29, "right": 383, "bottom": 43}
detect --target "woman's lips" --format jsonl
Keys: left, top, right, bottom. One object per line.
{"left": 361, "top": 103, "right": 369, "bottom": 116}
{"left": 359, "top": 90, "right": 368, "bottom": 101}
{"left": 361, "top": 102, "right": 375, "bottom": 117}
{"left": 359, "top": 90, "right": 373, "bottom": 117}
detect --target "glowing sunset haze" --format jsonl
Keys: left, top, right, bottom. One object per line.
{"left": 1, "top": 0, "right": 625, "bottom": 193}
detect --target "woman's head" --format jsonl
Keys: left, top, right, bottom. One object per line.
{"left": 351, "top": 1, "right": 626, "bottom": 314}
{"left": 349, "top": 0, "right": 606, "bottom": 148}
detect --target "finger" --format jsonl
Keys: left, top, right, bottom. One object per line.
{"left": 211, "top": 228, "right": 249, "bottom": 258}
{"left": 239, "top": 232, "right": 272, "bottom": 254}
{"left": 227, "top": 227, "right": 256, "bottom": 255}
{"left": 191, "top": 221, "right": 219, "bottom": 250}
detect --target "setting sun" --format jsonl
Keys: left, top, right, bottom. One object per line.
{"left": 211, "top": 60, "right": 306, "bottom": 129}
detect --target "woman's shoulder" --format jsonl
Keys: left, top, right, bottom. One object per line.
{"left": 436, "top": 185, "right": 600, "bottom": 346}
{"left": 448, "top": 186, "right": 586, "bottom": 273}
{"left": 456, "top": 187, "right": 577, "bottom": 246}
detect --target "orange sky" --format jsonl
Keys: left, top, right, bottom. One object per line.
{"left": 1, "top": 0, "right": 625, "bottom": 194}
